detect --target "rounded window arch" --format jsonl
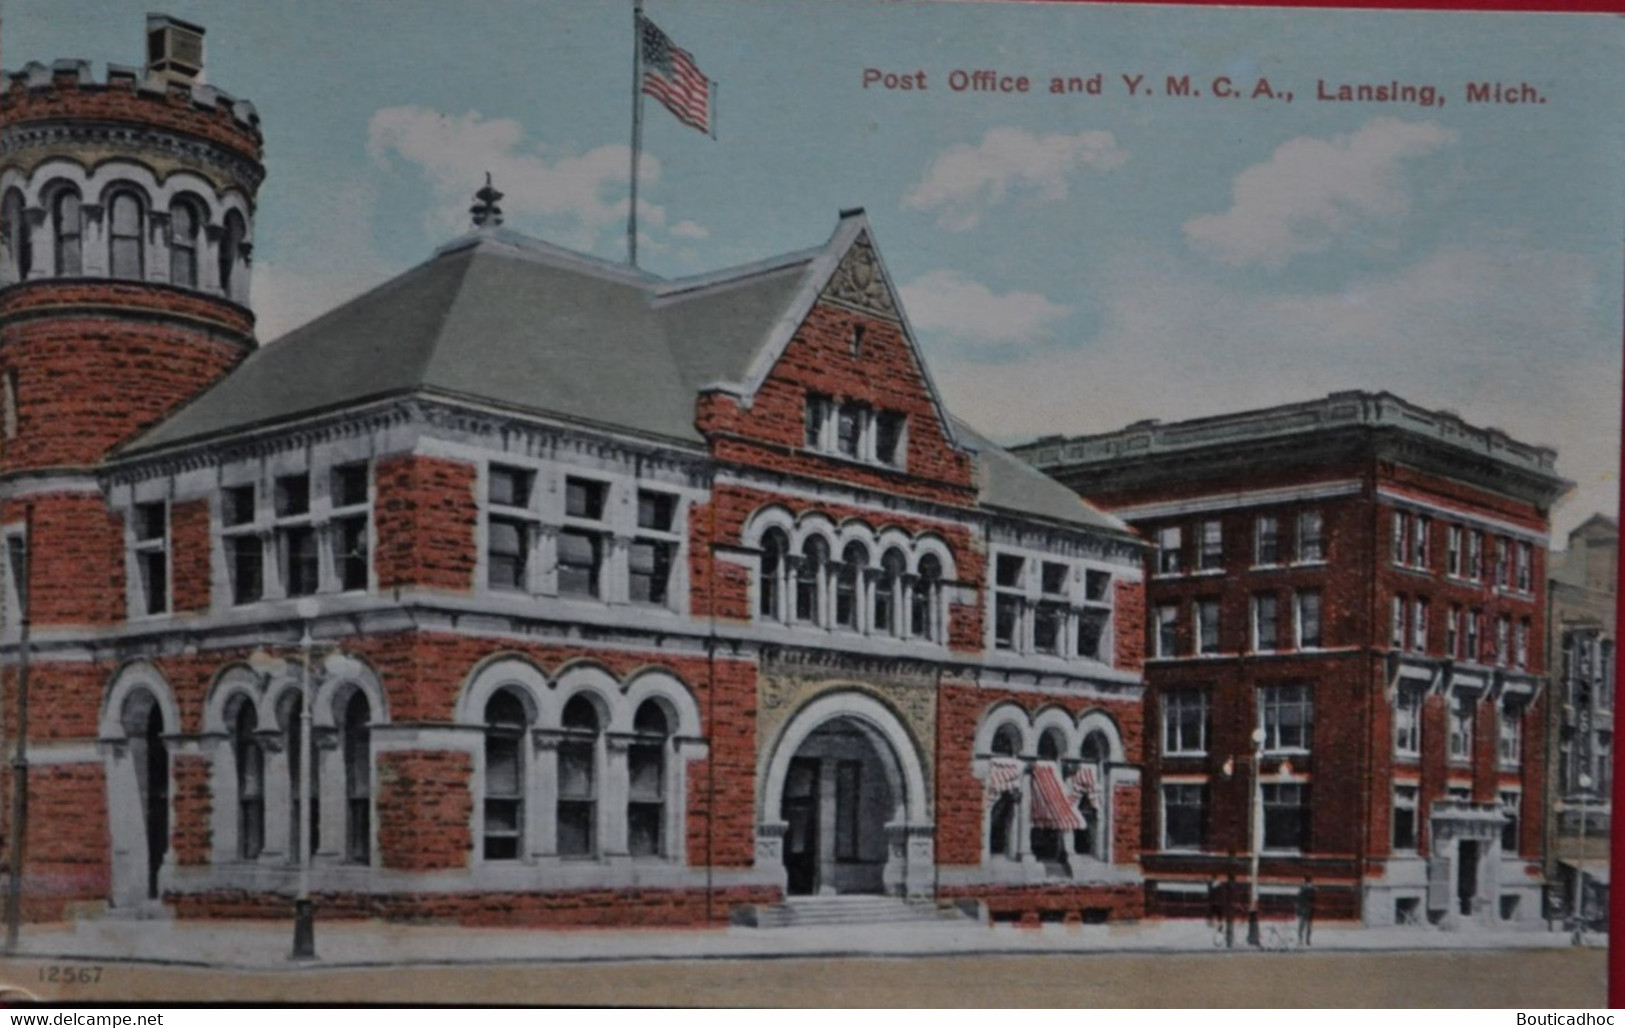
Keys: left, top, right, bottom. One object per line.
{"left": 229, "top": 695, "right": 264, "bottom": 861}
{"left": 795, "top": 536, "right": 829, "bottom": 625}
{"left": 988, "top": 722, "right": 1023, "bottom": 858}
{"left": 835, "top": 540, "right": 868, "bottom": 631}
{"left": 1037, "top": 726, "right": 1066, "bottom": 762}
{"left": 219, "top": 209, "right": 246, "bottom": 298}
{"left": 50, "top": 186, "right": 82, "bottom": 277}
{"left": 482, "top": 687, "right": 530, "bottom": 861}
{"left": 911, "top": 553, "right": 944, "bottom": 642}
{"left": 874, "top": 548, "right": 907, "bottom": 636}
{"left": 759, "top": 526, "right": 790, "bottom": 621}
{"left": 107, "top": 187, "right": 145, "bottom": 281}
{"left": 168, "top": 196, "right": 203, "bottom": 288}
{"left": 991, "top": 723, "right": 1022, "bottom": 757}
{"left": 628, "top": 699, "right": 671, "bottom": 857}
{"left": 340, "top": 690, "right": 372, "bottom": 864}
{"left": 2, "top": 187, "right": 31, "bottom": 283}
{"left": 557, "top": 693, "right": 602, "bottom": 857}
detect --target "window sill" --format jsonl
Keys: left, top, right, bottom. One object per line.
{"left": 1291, "top": 559, "right": 1328, "bottom": 568}
{"left": 1190, "top": 567, "right": 1226, "bottom": 577}
{"left": 803, "top": 446, "right": 907, "bottom": 475}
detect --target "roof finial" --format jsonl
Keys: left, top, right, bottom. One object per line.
{"left": 471, "top": 172, "right": 504, "bottom": 230}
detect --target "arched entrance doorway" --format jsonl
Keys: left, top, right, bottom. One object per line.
{"left": 762, "top": 691, "right": 933, "bottom": 898}
{"left": 105, "top": 686, "right": 171, "bottom": 906}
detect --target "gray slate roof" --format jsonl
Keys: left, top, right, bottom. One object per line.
{"left": 123, "top": 223, "right": 1127, "bottom": 535}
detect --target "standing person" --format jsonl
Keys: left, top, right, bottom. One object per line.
{"left": 1297, "top": 875, "right": 1316, "bottom": 946}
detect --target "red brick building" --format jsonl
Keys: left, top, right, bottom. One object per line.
{"left": 0, "top": 19, "right": 1148, "bottom": 928}
{"left": 1015, "top": 392, "right": 1570, "bottom": 928}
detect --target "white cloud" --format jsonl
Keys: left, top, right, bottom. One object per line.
{"left": 367, "top": 106, "right": 697, "bottom": 251}
{"left": 899, "top": 270, "right": 1073, "bottom": 352}
{"left": 1183, "top": 117, "right": 1457, "bottom": 269}
{"left": 902, "top": 127, "right": 1127, "bottom": 231}
{"left": 930, "top": 243, "right": 1617, "bottom": 537}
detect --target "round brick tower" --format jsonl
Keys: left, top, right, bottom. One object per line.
{"left": 0, "top": 14, "right": 263, "bottom": 476}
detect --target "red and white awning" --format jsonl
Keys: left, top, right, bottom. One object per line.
{"left": 1068, "top": 763, "right": 1102, "bottom": 811}
{"left": 1031, "top": 763, "right": 1087, "bottom": 831}
{"left": 986, "top": 757, "right": 1023, "bottom": 796}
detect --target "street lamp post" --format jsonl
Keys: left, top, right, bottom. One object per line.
{"left": 1223, "top": 726, "right": 1269, "bottom": 948}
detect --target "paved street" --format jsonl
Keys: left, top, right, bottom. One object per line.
{"left": 0, "top": 947, "right": 1605, "bottom": 1006}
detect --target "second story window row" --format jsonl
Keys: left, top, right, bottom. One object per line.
{"left": 992, "top": 551, "right": 1116, "bottom": 660}
{"left": 215, "top": 461, "right": 373, "bottom": 608}
{"left": 485, "top": 464, "right": 685, "bottom": 611}
{"left": 1154, "top": 509, "right": 1327, "bottom": 577}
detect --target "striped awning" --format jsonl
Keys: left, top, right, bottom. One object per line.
{"left": 1031, "top": 762, "right": 1087, "bottom": 831}
{"left": 1068, "top": 763, "right": 1102, "bottom": 810}
{"left": 986, "top": 757, "right": 1023, "bottom": 795}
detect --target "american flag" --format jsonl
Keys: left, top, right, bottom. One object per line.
{"left": 639, "top": 15, "right": 714, "bottom": 137}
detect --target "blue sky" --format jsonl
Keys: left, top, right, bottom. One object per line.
{"left": 8, "top": 0, "right": 1623, "bottom": 537}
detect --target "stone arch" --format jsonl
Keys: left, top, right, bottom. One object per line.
{"left": 312, "top": 651, "right": 388, "bottom": 729}
{"left": 1075, "top": 708, "right": 1126, "bottom": 763}
{"left": 100, "top": 661, "right": 177, "bottom": 910}
{"left": 621, "top": 668, "right": 701, "bottom": 739}
{"left": 911, "top": 533, "right": 957, "bottom": 579}
{"left": 761, "top": 689, "right": 927, "bottom": 825}
{"left": 454, "top": 652, "right": 550, "bottom": 726}
{"left": 974, "top": 701, "right": 1033, "bottom": 757}
{"left": 100, "top": 660, "right": 179, "bottom": 740}
{"left": 201, "top": 662, "right": 265, "bottom": 734}
{"left": 741, "top": 504, "right": 796, "bottom": 550}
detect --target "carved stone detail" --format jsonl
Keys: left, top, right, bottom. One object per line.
{"left": 819, "top": 233, "right": 898, "bottom": 320}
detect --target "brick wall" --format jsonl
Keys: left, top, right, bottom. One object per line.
{"left": 169, "top": 499, "right": 212, "bottom": 614}
{"left": 170, "top": 754, "right": 211, "bottom": 865}
{"left": 376, "top": 750, "right": 474, "bottom": 872}
{"left": 0, "top": 308, "right": 246, "bottom": 471}
{"left": 18, "top": 764, "right": 109, "bottom": 921}
{"left": 2, "top": 495, "right": 125, "bottom": 626}
{"left": 1114, "top": 579, "right": 1144, "bottom": 672}
{"left": 374, "top": 454, "right": 478, "bottom": 594}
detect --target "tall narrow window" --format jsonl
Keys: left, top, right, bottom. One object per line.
{"left": 1259, "top": 683, "right": 1312, "bottom": 753}
{"left": 1467, "top": 531, "right": 1483, "bottom": 581}
{"left": 1078, "top": 569, "right": 1112, "bottom": 660}
{"left": 1156, "top": 526, "right": 1182, "bottom": 575}
{"left": 274, "top": 472, "right": 317, "bottom": 597}
{"left": 2, "top": 188, "right": 30, "bottom": 283}
{"left": 341, "top": 691, "right": 371, "bottom": 864}
{"left": 804, "top": 393, "right": 832, "bottom": 449}
{"left": 168, "top": 198, "right": 199, "bottom": 287}
{"left": 1495, "top": 614, "right": 1511, "bottom": 667}
{"left": 1394, "top": 686, "right": 1422, "bottom": 757}
{"left": 331, "top": 462, "right": 370, "bottom": 593}
{"left": 1262, "top": 783, "right": 1308, "bottom": 851}
{"left": 108, "top": 189, "right": 144, "bottom": 281}
{"left": 1411, "top": 598, "right": 1429, "bottom": 654}
{"left": 875, "top": 411, "right": 907, "bottom": 468}
{"left": 759, "top": 528, "right": 789, "bottom": 620}
{"left": 795, "top": 537, "right": 827, "bottom": 624}
{"left": 1391, "top": 596, "right": 1406, "bottom": 649}
{"left": 873, "top": 548, "right": 905, "bottom": 635}
{"left": 1448, "top": 696, "right": 1474, "bottom": 762}
{"left": 1447, "top": 526, "right": 1463, "bottom": 577}
{"left": 1295, "top": 590, "right": 1322, "bottom": 649}
{"left": 631, "top": 490, "right": 678, "bottom": 606}
{"left": 1196, "top": 598, "right": 1220, "bottom": 655}
{"left": 994, "top": 553, "right": 1025, "bottom": 651}
{"left": 1198, "top": 520, "right": 1223, "bottom": 570}
{"left": 559, "top": 477, "right": 606, "bottom": 598}
{"left": 1515, "top": 542, "right": 1533, "bottom": 593}
{"left": 557, "top": 695, "right": 600, "bottom": 857}
{"left": 910, "top": 553, "right": 942, "bottom": 642}
{"left": 1393, "top": 785, "right": 1418, "bottom": 851}
{"left": 132, "top": 501, "right": 168, "bottom": 616}
{"left": 1156, "top": 603, "right": 1179, "bottom": 658}
{"left": 836, "top": 402, "right": 864, "bottom": 458}
{"left": 1297, "top": 510, "right": 1324, "bottom": 563}
{"left": 1514, "top": 618, "right": 1530, "bottom": 669}
{"left": 1410, "top": 515, "right": 1430, "bottom": 568}
{"left": 627, "top": 701, "right": 669, "bottom": 858}
{"left": 1391, "top": 511, "right": 1407, "bottom": 565}
{"left": 1033, "top": 561, "right": 1067, "bottom": 655}
{"left": 487, "top": 464, "right": 533, "bottom": 592}
{"left": 1163, "top": 784, "right": 1207, "bottom": 851}
{"left": 988, "top": 725, "right": 1021, "bottom": 858}
{"left": 835, "top": 542, "right": 866, "bottom": 630}
{"left": 482, "top": 689, "right": 527, "bottom": 861}
{"left": 1252, "top": 593, "right": 1279, "bottom": 652}
{"left": 1500, "top": 791, "right": 1521, "bottom": 853}
{"left": 1499, "top": 706, "right": 1523, "bottom": 767}
{"left": 52, "top": 188, "right": 82, "bottom": 276}
{"left": 232, "top": 701, "right": 264, "bottom": 860}
{"left": 219, "top": 210, "right": 245, "bottom": 298}
{"left": 1163, "top": 690, "right": 1210, "bottom": 755}
{"left": 1466, "top": 610, "right": 1482, "bottom": 661}
{"left": 222, "top": 484, "right": 262, "bottom": 605}
{"left": 1494, "top": 537, "right": 1511, "bottom": 588}
{"left": 1255, "top": 516, "right": 1280, "bottom": 566}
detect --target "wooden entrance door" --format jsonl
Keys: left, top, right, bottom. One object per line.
{"left": 783, "top": 757, "right": 819, "bottom": 895}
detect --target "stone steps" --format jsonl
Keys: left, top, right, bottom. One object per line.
{"left": 735, "top": 894, "right": 975, "bottom": 929}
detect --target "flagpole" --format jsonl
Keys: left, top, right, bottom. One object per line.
{"left": 628, "top": 0, "right": 645, "bottom": 267}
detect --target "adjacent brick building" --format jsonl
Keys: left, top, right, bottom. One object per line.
{"left": 0, "top": 18, "right": 1149, "bottom": 928}
{"left": 1015, "top": 393, "right": 1571, "bottom": 928}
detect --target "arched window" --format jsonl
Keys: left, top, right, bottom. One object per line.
{"left": 168, "top": 198, "right": 200, "bottom": 288}
{"left": 988, "top": 724, "right": 1022, "bottom": 858}
{"left": 795, "top": 537, "right": 828, "bottom": 624}
{"left": 1077, "top": 730, "right": 1111, "bottom": 860}
{"left": 557, "top": 694, "right": 600, "bottom": 857}
{"left": 231, "top": 700, "right": 264, "bottom": 860}
{"left": 51, "top": 188, "right": 82, "bottom": 277}
{"left": 341, "top": 691, "right": 371, "bottom": 864}
{"left": 482, "top": 688, "right": 528, "bottom": 861}
{"left": 874, "top": 548, "right": 906, "bottom": 636}
{"left": 278, "top": 692, "right": 318, "bottom": 859}
{"left": 835, "top": 541, "right": 867, "bottom": 630}
{"left": 2, "top": 188, "right": 31, "bottom": 283}
{"left": 1031, "top": 728, "right": 1068, "bottom": 862}
{"left": 759, "top": 528, "right": 789, "bottom": 621}
{"left": 628, "top": 700, "right": 670, "bottom": 858}
{"left": 911, "top": 553, "right": 943, "bottom": 641}
{"left": 108, "top": 189, "right": 144, "bottom": 281}
{"left": 219, "top": 209, "right": 245, "bottom": 298}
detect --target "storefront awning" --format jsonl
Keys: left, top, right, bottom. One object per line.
{"left": 1031, "top": 762, "right": 1087, "bottom": 831}
{"left": 986, "top": 757, "right": 1022, "bottom": 796}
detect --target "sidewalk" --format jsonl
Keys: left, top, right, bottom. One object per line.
{"left": 0, "top": 915, "right": 1605, "bottom": 971}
